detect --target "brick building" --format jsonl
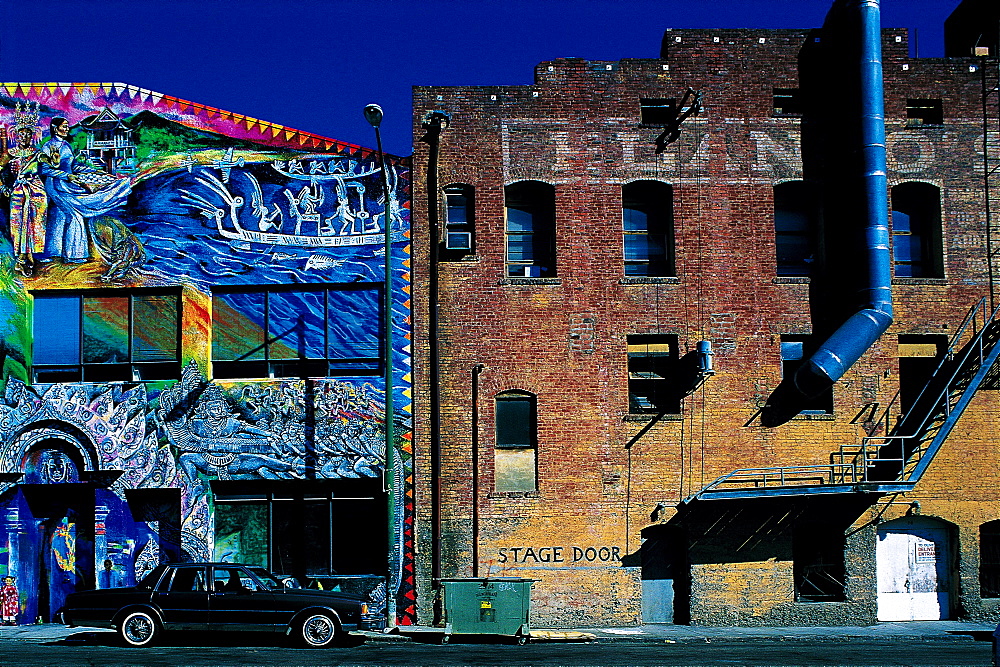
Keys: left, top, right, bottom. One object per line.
{"left": 412, "top": 0, "right": 1000, "bottom": 626}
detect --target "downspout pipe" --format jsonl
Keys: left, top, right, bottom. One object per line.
{"left": 794, "top": 0, "right": 893, "bottom": 398}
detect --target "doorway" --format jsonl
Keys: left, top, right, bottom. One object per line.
{"left": 876, "top": 516, "right": 954, "bottom": 621}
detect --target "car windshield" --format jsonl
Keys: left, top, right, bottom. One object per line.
{"left": 246, "top": 567, "right": 283, "bottom": 590}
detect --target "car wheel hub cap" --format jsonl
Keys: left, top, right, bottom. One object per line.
{"left": 126, "top": 617, "right": 152, "bottom": 642}
{"left": 305, "top": 616, "right": 333, "bottom": 644}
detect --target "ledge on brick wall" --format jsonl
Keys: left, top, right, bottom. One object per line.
{"left": 487, "top": 491, "right": 541, "bottom": 500}
{"left": 791, "top": 412, "right": 836, "bottom": 421}
{"left": 499, "top": 277, "right": 562, "bottom": 286}
{"left": 892, "top": 277, "right": 948, "bottom": 286}
{"left": 440, "top": 254, "right": 480, "bottom": 263}
{"left": 623, "top": 413, "right": 684, "bottom": 422}
{"left": 620, "top": 276, "right": 680, "bottom": 285}
{"left": 773, "top": 276, "right": 810, "bottom": 284}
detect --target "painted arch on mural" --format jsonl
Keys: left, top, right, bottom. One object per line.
{"left": 0, "top": 83, "right": 415, "bottom": 625}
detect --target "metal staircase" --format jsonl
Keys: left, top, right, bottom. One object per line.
{"left": 692, "top": 298, "right": 1000, "bottom": 501}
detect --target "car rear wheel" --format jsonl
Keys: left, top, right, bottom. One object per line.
{"left": 119, "top": 610, "right": 159, "bottom": 647}
{"left": 299, "top": 613, "right": 338, "bottom": 648}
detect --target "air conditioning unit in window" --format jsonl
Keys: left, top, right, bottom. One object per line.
{"left": 445, "top": 231, "right": 472, "bottom": 250}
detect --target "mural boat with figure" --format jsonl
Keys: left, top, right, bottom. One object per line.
{"left": 212, "top": 212, "right": 406, "bottom": 249}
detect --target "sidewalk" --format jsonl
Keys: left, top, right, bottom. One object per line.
{"left": 1, "top": 620, "right": 995, "bottom": 645}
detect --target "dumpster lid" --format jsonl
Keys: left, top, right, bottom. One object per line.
{"left": 439, "top": 577, "right": 535, "bottom": 581}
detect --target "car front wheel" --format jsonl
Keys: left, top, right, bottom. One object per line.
{"left": 299, "top": 612, "right": 339, "bottom": 648}
{"left": 119, "top": 610, "right": 160, "bottom": 647}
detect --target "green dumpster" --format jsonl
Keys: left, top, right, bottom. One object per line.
{"left": 439, "top": 577, "right": 534, "bottom": 644}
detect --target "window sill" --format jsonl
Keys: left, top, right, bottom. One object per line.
{"left": 440, "top": 254, "right": 479, "bottom": 263}
{"left": 791, "top": 412, "right": 835, "bottom": 421}
{"left": 499, "top": 277, "right": 562, "bottom": 286}
{"left": 623, "top": 413, "right": 683, "bottom": 422}
{"left": 487, "top": 491, "right": 541, "bottom": 500}
{"left": 892, "top": 277, "right": 947, "bottom": 286}
{"left": 773, "top": 276, "right": 810, "bottom": 284}
{"left": 620, "top": 276, "right": 680, "bottom": 285}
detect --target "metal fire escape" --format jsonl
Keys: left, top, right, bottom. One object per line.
{"left": 691, "top": 298, "right": 1000, "bottom": 501}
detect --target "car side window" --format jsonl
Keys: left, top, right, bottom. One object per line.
{"left": 170, "top": 567, "right": 206, "bottom": 592}
{"left": 212, "top": 567, "right": 260, "bottom": 592}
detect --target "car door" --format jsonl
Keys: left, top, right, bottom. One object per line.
{"left": 152, "top": 566, "right": 210, "bottom": 630}
{"left": 209, "top": 565, "right": 277, "bottom": 632}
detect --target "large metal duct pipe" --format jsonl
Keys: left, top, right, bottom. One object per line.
{"left": 794, "top": 0, "right": 893, "bottom": 397}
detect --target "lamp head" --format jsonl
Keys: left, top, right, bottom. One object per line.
{"left": 364, "top": 104, "right": 384, "bottom": 128}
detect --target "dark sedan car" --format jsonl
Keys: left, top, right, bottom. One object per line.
{"left": 57, "top": 562, "right": 384, "bottom": 648}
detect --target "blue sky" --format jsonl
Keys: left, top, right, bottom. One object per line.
{"left": 0, "top": 0, "right": 961, "bottom": 157}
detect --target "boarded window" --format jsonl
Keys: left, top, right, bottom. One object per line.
{"left": 495, "top": 391, "right": 537, "bottom": 492}
{"left": 981, "top": 521, "right": 1000, "bottom": 598}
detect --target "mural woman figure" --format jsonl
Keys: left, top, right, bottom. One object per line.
{"left": 0, "top": 108, "right": 49, "bottom": 276}
{"left": 40, "top": 117, "right": 131, "bottom": 263}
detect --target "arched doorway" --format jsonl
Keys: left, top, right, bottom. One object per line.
{"left": 876, "top": 516, "right": 955, "bottom": 621}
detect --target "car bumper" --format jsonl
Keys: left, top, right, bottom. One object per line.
{"left": 359, "top": 614, "right": 387, "bottom": 631}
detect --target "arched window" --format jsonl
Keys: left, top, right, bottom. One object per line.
{"left": 891, "top": 182, "right": 943, "bottom": 278}
{"left": 773, "top": 181, "right": 818, "bottom": 277}
{"left": 495, "top": 390, "right": 537, "bottom": 492}
{"left": 505, "top": 181, "right": 556, "bottom": 278}
{"left": 441, "top": 183, "right": 474, "bottom": 259}
{"left": 622, "top": 181, "right": 675, "bottom": 277}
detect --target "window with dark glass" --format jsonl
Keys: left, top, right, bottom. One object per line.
{"left": 891, "top": 182, "right": 943, "bottom": 278}
{"left": 213, "top": 479, "right": 385, "bottom": 581}
{"left": 623, "top": 181, "right": 675, "bottom": 277}
{"left": 442, "top": 184, "right": 475, "bottom": 258}
{"left": 781, "top": 336, "right": 833, "bottom": 414}
{"left": 906, "top": 98, "right": 943, "bottom": 126}
{"left": 772, "top": 88, "right": 804, "bottom": 116}
{"left": 212, "top": 284, "right": 381, "bottom": 379}
{"left": 495, "top": 390, "right": 537, "bottom": 492}
{"left": 774, "top": 181, "right": 818, "bottom": 277}
{"left": 981, "top": 520, "right": 1000, "bottom": 598}
{"left": 627, "top": 334, "right": 681, "bottom": 414}
{"left": 505, "top": 181, "right": 556, "bottom": 278}
{"left": 32, "top": 291, "right": 180, "bottom": 383}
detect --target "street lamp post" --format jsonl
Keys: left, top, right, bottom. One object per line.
{"left": 364, "top": 103, "right": 397, "bottom": 628}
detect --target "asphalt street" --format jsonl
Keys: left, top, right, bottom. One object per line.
{"left": 0, "top": 626, "right": 995, "bottom": 667}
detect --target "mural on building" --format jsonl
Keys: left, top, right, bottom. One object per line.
{"left": 0, "top": 83, "right": 415, "bottom": 625}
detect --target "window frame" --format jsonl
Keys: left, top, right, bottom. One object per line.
{"left": 504, "top": 180, "right": 557, "bottom": 278}
{"left": 494, "top": 390, "right": 538, "bottom": 492}
{"left": 441, "top": 183, "right": 475, "bottom": 258}
{"left": 627, "top": 334, "right": 681, "bottom": 415}
{"left": 773, "top": 180, "right": 818, "bottom": 277}
{"left": 211, "top": 283, "right": 384, "bottom": 380}
{"left": 780, "top": 335, "right": 833, "bottom": 415}
{"left": 31, "top": 288, "right": 182, "bottom": 383}
{"left": 890, "top": 182, "right": 944, "bottom": 279}
{"left": 622, "top": 181, "right": 676, "bottom": 278}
